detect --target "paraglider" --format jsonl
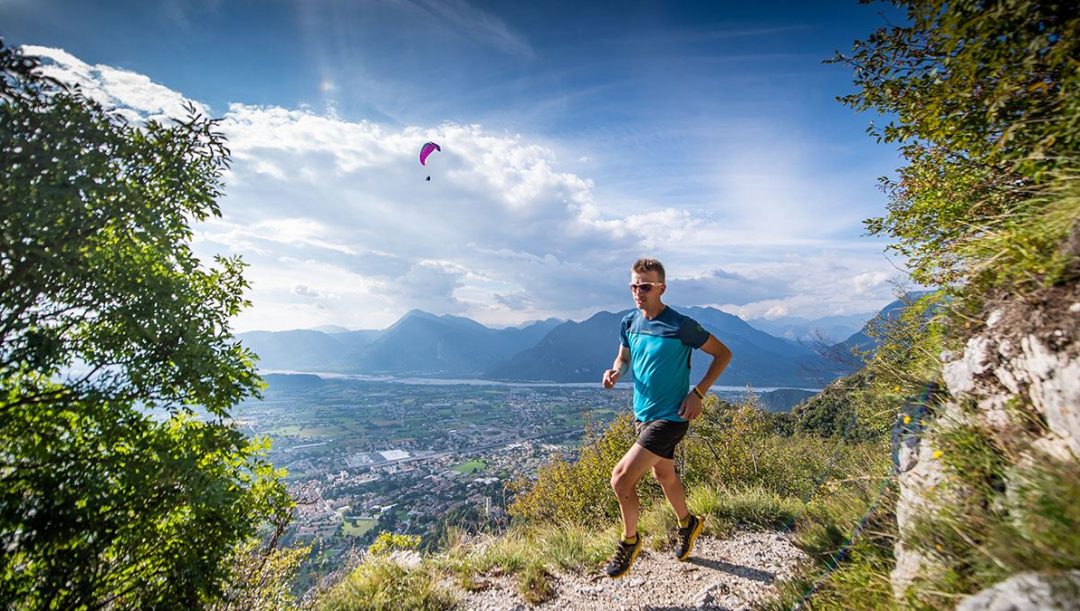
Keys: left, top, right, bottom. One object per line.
{"left": 419, "top": 141, "right": 440, "bottom": 181}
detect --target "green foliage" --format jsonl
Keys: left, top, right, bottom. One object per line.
{"left": 210, "top": 540, "right": 311, "bottom": 611}
{"left": 762, "top": 458, "right": 898, "bottom": 610}
{"left": 957, "top": 172, "right": 1080, "bottom": 290}
{"left": 835, "top": 0, "right": 1080, "bottom": 294}
{"left": 430, "top": 523, "right": 611, "bottom": 596}
{"left": 694, "top": 485, "right": 805, "bottom": 532}
{"left": 316, "top": 557, "right": 455, "bottom": 611}
{"left": 508, "top": 412, "right": 638, "bottom": 526}
{"left": 517, "top": 562, "right": 555, "bottom": 605}
{"left": 0, "top": 42, "right": 292, "bottom": 607}
{"left": 686, "top": 398, "right": 880, "bottom": 502}
{"left": 793, "top": 4, "right": 1080, "bottom": 606}
{"left": 764, "top": 538, "right": 899, "bottom": 611}
{"left": 787, "top": 371, "right": 875, "bottom": 439}
{"left": 368, "top": 532, "right": 422, "bottom": 557}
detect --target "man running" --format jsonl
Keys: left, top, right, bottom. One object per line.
{"left": 600, "top": 258, "right": 732, "bottom": 578}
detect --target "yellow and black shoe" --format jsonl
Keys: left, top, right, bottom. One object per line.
{"left": 675, "top": 514, "right": 705, "bottom": 561}
{"left": 602, "top": 536, "right": 642, "bottom": 578}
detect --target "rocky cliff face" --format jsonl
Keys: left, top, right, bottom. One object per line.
{"left": 891, "top": 282, "right": 1080, "bottom": 605}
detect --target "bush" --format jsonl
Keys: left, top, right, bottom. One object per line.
{"left": 316, "top": 557, "right": 454, "bottom": 611}
{"left": 368, "top": 532, "right": 422, "bottom": 556}
{"left": 508, "top": 412, "right": 639, "bottom": 526}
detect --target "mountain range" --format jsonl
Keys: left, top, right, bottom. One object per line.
{"left": 744, "top": 312, "right": 874, "bottom": 344}
{"left": 237, "top": 303, "right": 905, "bottom": 388}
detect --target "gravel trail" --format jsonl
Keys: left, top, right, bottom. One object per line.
{"left": 453, "top": 530, "right": 807, "bottom": 610}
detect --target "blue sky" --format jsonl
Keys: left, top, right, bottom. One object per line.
{"left": 3, "top": 0, "right": 912, "bottom": 331}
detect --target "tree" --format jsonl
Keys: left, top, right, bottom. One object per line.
{"left": 835, "top": 0, "right": 1080, "bottom": 294}
{"left": 0, "top": 42, "right": 292, "bottom": 608}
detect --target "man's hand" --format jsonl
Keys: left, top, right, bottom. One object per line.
{"left": 679, "top": 392, "right": 703, "bottom": 420}
{"left": 602, "top": 368, "right": 622, "bottom": 388}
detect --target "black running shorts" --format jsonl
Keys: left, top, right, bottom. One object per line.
{"left": 634, "top": 419, "right": 689, "bottom": 460}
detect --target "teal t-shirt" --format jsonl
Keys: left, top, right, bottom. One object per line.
{"left": 620, "top": 306, "right": 710, "bottom": 422}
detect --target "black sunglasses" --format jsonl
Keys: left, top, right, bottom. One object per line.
{"left": 629, "top": 282, "right": 664, "bottom": 293}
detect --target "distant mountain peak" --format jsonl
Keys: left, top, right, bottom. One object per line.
{"left": 401, "top": 309, "right": 440, "bottom": 320}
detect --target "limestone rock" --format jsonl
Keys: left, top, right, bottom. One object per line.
{"left": 955, "top": 570, "right": 1080, "bottom": 611}
{"left": 891, "top": 426, "right": 951, "bottom": 599}
{"left": 894, "top": 284, "right": 1080, "bottom": 601}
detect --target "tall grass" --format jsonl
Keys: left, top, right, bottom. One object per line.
{"left": 316, "top": 557, "right": 455, "bottom": 611}
{"left": 899, "top": 418, "right": 1080, "bottom": 606}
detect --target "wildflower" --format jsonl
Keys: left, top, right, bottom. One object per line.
{"left": 903, "top": 415, "right": 912, "bottom": 425}
{"left": 932, "top": 450, "right": 943, "bottom": 459}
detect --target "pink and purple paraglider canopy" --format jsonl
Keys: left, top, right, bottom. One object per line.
{"left": 419, "top": 142, "right": 441, "bottom": 166}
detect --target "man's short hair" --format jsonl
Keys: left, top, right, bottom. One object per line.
{"left": 632, "top": 258, "right": 665, "bottom": 282}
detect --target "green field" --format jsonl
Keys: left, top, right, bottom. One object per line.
{"left": 451, "top": 459, "right": 487, "bottom": 475}
{"left": 342, "top": 518, "right": 377, "bottom": 537}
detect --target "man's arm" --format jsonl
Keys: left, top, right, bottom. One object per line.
{"left": 679, "top": 335, "right": 732, "bottom": 420}
{"left": 602, "top": 346, "right": 632, "bottom": 389}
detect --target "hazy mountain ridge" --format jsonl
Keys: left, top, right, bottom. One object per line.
{"left": 238, "top": 303, "right": 900, "bottom": 387}
{"left": 745, "top": 312, "right": 876, "bottom": 344}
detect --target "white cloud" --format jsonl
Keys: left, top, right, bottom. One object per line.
{"left": 27, "top": 45, "right": 907, "bottom": 331}
{"left": 853, "top": 270, "right": 890, "bottom": 294}
{"left": 24, "top": 45, "right": 207, "bottom": 123}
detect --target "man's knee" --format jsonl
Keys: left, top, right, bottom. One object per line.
{"left": 610, "top": 467, "right": 636, "bottom": 497}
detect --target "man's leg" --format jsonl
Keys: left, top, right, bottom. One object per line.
{"left": 610, "top": 443, "right": 663, "bottom": 538}
{"left": 651, "top": 458, "right": 689, "bottom": 521}
{"left": 653, "top": 458, "right": 705, "bottom": 561}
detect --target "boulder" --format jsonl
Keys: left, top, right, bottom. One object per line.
{"left": 955, "top": 570, "right": 1080, "bottom": 611}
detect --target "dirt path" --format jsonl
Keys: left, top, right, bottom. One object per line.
{"left": 454, "top": 530, "right": 808, "bottom": 610}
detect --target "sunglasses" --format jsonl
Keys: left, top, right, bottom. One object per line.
{"left": 629, "top": 282, "right": 664, "bottom": 293}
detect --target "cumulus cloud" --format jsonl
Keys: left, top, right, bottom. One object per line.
{"left": 25, "top": 45, "right": 906, "bottom": 330}
{"left": 293, "top": 284, "right": 321, "bottom": 298}
{"left": 853, "top": 270, "right": 890, "bottom": 294}
{"left": 666, "top": 268, "right": 788, "bottom": 306}
{"left": 25, "top": 45, "right": 207, "bottom": 123}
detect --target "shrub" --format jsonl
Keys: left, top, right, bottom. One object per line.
{"left": 316, "top": 557, "right": 454, "bottom": 611}
{"left": 368, "top": 532, "right": 422, "bottom": 557}
{"left": 508, "top": 412, "right": 639, "bottom": 526}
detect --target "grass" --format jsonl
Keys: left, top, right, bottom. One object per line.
{"left": 342, "top": 518, "right": 378, "bottom": 538}
{"left": 691, "top": 485, "right": 804, "bottom": 533}
{"left": 451, "top": 459, "right": 487, "bottom": 475}
{"left": 316, "top": 556, "right": 455, "bottom": 611}
{"left": 894, "top": 419, "right": 1080, "bottom": 606}
{"left": 318, "top": 474, "right": 893, "bottom": 610}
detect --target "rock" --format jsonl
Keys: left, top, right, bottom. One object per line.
{"left": 986, "top": 308, "right": 1005, "bottom": 328}
{"left": 386, "top": 550, "right": 421, "bottom": 569}
{"left": 943, "top": 358, "right": 976, "bottom": 394}
{"left": 693, "top": 582, "right": 731, "bottom": 609}
{"left": 892, "top": 404, "right": 968, "bottom": 599}
{"left": 895, "top": 287, "right": 1080, "bottom": 602}
{"left": 955, "top": 570, "right": 1080, "bottom": 610}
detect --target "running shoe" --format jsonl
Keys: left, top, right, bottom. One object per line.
{"left": 674, "top": 514, "right": 705, "bottom": 561}
{"left": 602, "top": 536, "right": 642, "bottom": 578}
